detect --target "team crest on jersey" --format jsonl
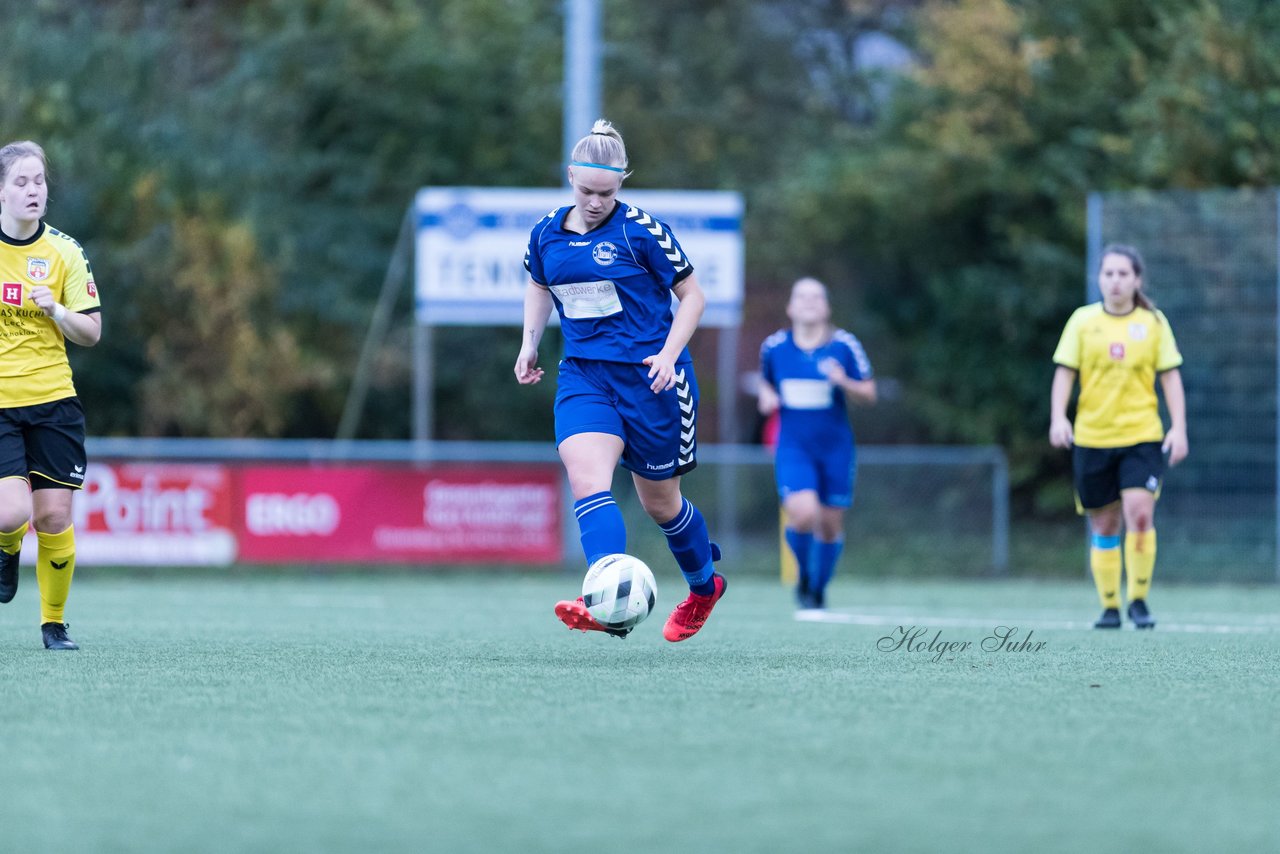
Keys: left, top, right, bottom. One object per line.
{"left": 1128, "top": 322, "right": 1147, "bottom": 341}
{"left": 26, "top": 257, "right": 49, "bottom": 282}
{"left": 1109, "top": 342, "right": 1125, "bottom": 360}
{"left": 592, "top": 242, "right": 618, "bottom": 266}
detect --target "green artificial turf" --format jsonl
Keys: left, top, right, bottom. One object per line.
{"left": 2, "top": 572, "right": 1277, "bottom": 853}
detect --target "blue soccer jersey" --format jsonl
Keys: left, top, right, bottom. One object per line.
{"left": 762, "top": 328, "right": 873, "bottom": 506}
{"left": 524, "top": 201, "right": 694, "bottom": 365}
{"left": 760, "top": 328, "right": 873, "bottom": 447}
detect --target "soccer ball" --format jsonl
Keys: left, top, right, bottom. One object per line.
{"left": 582, "top": 554, "right": 658, "bottom": 631}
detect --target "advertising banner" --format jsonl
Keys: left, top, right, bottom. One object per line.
{"left": 19, "top": 462, "right": 563, "bottom": 567}
{"left": 21, "top": 462, "right": 238, "bottom": 565}
{"left": 236, "top": 465, "right": 563, "bottom": 564}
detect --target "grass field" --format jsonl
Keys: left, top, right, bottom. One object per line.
{"left": 3, "top": 571, "right": 1278, "bottom": 853}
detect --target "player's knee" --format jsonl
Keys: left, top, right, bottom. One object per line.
{"left": 0, "top": 502, "right": 32, "bottom": 534}
{"left": 1127, "top": 512, "right": 1152, "bottom": 533}
{"left": 638, "top": 493, "right": 681, "bottom": 523}
{"left": 642, "top": 503, "right": 679, "bottom": 524}
{"left": 32, "top": 509, "right": 72, "bottom": 535}
{"left": 786, "top": 507, "right": 819, "bottom": 531}
{"left": 1087, "top": 501, "right": 1122, "bottom": 534}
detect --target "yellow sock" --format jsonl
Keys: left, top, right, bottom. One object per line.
{"left": 1126, "top": 529, "right": 1156, "bottom": 602}
{"left": 36, "top": 525, "right": 76, "bottom": 625}
{"left": 1090, "top": 539, "right": 1122, "bottom": 609}
{"left": 0, "top": 521, "right": 28, "bottom": 554}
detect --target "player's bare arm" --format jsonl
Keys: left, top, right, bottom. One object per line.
{"left": 644, "top": 274, "right": 705, "bottom": 393}
{"left": 757, "top": 381, "right": 780, "bottom": 416}
{"left": 1159, "top": 368, "right": 1188, "bottom": 466}
{"left": 515, "top": 280, "right": 553, "bottom": 385}
{"left": 1049, "top": 365, "right": 1076, "bottom": 448}
{"left": 819, "top": 357, "right": 877, "bottom": 405}
{"left": 28, "top": 285, "right": 101, "bottom": 347}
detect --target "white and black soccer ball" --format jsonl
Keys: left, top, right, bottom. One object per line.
{"left": 582, "top": 554, "right": 658, "bottom": 631}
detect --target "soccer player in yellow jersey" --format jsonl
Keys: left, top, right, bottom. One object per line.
{"left": 0, "top": 141, "right": 102, "bottom": 650}
{"left": 1050, "top": 245, "right": 1187, "bottom": 630}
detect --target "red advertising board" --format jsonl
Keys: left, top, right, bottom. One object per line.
{"left": 236, "top": 465, "right": 563, "bottom": 564}
{"left": 19, "top": 461, "right": 563, "bottom": 566}
{"left": 20, "top": 462, "right": 238, "bottom": 565}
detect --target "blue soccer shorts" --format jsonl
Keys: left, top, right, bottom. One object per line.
{"left": 774, "top": 438, "right": 855, "bottom": 507}
{"left": 554, "top": 357, "right": 698, "bottom": 480}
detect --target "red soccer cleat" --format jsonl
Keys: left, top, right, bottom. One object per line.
{"left": 662, "top": 573, "right": 728, "bottom": 642}
{"left": 554, "top": 597, "right": 632, "bottom": 638}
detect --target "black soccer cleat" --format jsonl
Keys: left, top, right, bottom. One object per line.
{"left": 42, "top": 622, "right": 79, "bottom": 650}
{"left": 1127, "top": 599, "right": 1156, "bottom": 630}
{"left": 795, "top": 585, "right": 819, "bottom": 611}
{"left": 1093, "top": 608, "right": 1122, "bottom": 629}
{"left": 0, "top": 547, "right": 18, "bottom": 603}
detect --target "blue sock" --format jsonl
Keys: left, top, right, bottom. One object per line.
{"left": 659, "top": 498, "right": 716, "bottom": 595}
{"left": 574, "top": 491, "right": 626, "bottom": 566}
{"left": 784, "top": 528, "right": 815, "bottom": 592}
{"left": 815, "top": 538, "right": 844, "bottom": 591}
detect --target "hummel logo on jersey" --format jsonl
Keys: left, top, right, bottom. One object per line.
{"left": 51, "top": 560, "right": 68, "bottom": 570}
{"left": 568, "top": 240, "right": 591, "bottom": 247}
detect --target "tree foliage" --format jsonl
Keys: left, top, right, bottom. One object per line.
{"left": 761, "top": 0, "right": 1280, "bottom": 508}
{"left": 4, "top": 0, "right": 1280, "bottom": 509}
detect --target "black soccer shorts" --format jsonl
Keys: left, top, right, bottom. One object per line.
{"left": 1072, "top": 441, "right": 1164, "bottom": 511}
{"left": 0, "top": 397, "right": 88, "bottom": 490}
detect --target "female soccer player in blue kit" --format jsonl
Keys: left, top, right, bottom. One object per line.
{"left": 758, "top": 278, "right": 876, "bottom": 610}
{"left": 514, "top": 119, "right": 726, "bottom": 642}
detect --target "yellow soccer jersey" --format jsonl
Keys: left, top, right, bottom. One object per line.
{"left": 0, "top": 222, "right": 101, "bottom": 407}
{"left": 1053, "top": 303, "right": 1182, "bottom": 448}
